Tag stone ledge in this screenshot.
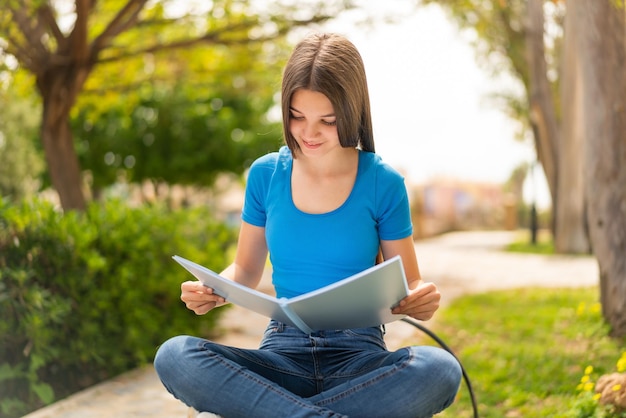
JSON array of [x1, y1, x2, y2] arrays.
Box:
[[21, 366, 188, 418]]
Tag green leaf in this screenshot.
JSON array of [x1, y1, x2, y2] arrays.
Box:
[[32, 382, 55, 404], [0, 363, 25, 381]]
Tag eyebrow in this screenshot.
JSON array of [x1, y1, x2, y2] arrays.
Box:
[[289, 106, 336, 118]]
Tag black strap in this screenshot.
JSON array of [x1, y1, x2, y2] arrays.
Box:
[[401, 317, 479, 418]]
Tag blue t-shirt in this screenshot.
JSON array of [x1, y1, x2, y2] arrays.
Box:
[[242, 146, 412, 299]]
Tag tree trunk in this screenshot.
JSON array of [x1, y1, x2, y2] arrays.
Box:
[[555, 0, 590, 254], [37, 66, 91, 212], [574, 0, 626, 337], [40, 105, 86, 211], [525, 0, 559, 231]]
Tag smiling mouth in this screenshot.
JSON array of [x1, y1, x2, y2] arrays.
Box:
[[303, 140, 321, 148]]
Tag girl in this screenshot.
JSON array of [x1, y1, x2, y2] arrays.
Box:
[[155, 32, 462, 418]]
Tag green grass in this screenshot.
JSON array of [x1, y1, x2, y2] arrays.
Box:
[[416, 287, 626, 418], [506, 229, 555, 254]]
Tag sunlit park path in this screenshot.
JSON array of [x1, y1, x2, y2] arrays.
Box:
[[23, 230, 598, 418]]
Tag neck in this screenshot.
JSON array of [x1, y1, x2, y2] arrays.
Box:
[[295, 147, 358, 178]]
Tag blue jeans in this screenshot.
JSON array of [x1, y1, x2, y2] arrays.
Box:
[[154, 320, 461, 418]]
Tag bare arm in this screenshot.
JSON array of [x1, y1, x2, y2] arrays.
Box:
[[181, 221, 268, 315], [220, 222, 268, 287], [381, 236, 441, 321]]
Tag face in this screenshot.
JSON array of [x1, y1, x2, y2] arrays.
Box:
[[289, 89, 340, 156]]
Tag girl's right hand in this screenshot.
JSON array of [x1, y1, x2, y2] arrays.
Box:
[[181, 281, 226, 315]]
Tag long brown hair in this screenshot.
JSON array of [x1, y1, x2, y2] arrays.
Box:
[[281, 33, 375, 155]]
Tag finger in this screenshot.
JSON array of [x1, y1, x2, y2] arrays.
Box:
[[413, 281, 439, 297], [392, 294, 440, 316], [392, 303, 438, 317], [186, 301, 217, 315], [393, 288, 440, 309], [411, 310, 436, 321], [396, 301, 438, 318], [181, 291, 224, 305], [181, 280, 210, 293]]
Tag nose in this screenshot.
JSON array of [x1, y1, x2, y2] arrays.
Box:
[[301, 122, 319, 140]]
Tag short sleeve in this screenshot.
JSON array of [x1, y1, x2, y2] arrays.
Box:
[[375, 163, 413, 240], [241, 153, 277, 227]]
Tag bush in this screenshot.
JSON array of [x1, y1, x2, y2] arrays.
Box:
[[0, 198, 237, 417]]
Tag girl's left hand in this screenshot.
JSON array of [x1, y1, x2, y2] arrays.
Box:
[[391, 281, 441, 321]]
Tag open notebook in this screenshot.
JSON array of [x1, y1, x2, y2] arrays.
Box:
[[172, 255, 409, 334]]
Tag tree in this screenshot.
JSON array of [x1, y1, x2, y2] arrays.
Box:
[[430, 0, 626, 336], [0, 0, 349, 211], [525, 0, 559, 235], [70, 36, 287, 197], [73, 78, 283, 197], [556, 0, 588, 254], [569, 0, 626, 337], [424, 0, 591, 253], [0, 83, 44, 200]]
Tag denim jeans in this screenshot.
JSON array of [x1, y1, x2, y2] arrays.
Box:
[[154, 320, 461, 418]]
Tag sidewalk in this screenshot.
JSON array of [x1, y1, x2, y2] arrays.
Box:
[[22, 231, 599, 418]]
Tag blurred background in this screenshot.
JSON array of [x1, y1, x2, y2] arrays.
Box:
[[0, 0, 554, 238], [2, 1, 625, 417]]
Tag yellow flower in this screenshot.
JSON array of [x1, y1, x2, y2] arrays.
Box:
[[584, 382, 595, 392], [581, 375, 590, 384], [593, 393, 601, 401], [577, 302, 586, 316], [617, 353, 626, 372], [585, 365, 594, 375], [613, 384, 622, 392]]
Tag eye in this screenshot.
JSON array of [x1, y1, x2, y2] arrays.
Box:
[[289, 113, 304, 121], [322, 119, 337, 126]]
